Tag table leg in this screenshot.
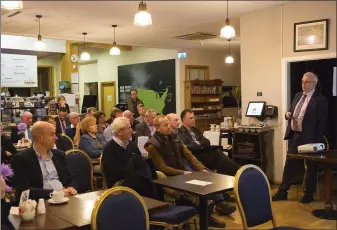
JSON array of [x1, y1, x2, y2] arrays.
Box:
[[199, 197, 208, 230], [312, 163, 337, 220]]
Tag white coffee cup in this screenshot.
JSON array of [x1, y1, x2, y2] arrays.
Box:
[[50, 190, 64, 202]]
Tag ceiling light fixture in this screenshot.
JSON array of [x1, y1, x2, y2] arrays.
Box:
[[35, 15, 45, 51], [134, 1, 152, 26], [110, 25, 121, 56], [225, 40, 234, 64], [220, 0, 235, 40], [80, 32, 91, 61], [1, 1, 23, 10]]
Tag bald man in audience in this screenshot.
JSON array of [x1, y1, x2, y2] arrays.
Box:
[[123, 110, 139, 130], [11, 111, 33, 143], [166, 113, 180, 136], [135, 109, 157, 138], [65, 112, 82, 145], [11, 121, 77, 201]]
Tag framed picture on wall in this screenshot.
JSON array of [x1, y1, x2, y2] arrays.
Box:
[[294, 19, 329, 52]]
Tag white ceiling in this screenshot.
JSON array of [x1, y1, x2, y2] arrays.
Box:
[[1, 1, 288, 51]]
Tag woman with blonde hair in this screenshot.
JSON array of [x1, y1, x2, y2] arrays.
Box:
[[78, 117, 106, 158]]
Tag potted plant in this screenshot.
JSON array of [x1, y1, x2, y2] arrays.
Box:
[[59, 81, 71, 94]]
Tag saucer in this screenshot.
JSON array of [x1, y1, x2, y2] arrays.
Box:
[[48, 197, 69, 204]]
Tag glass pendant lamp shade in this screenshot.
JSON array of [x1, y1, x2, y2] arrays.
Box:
[[80, 52, 91, 61], [34, 16, 45, 51], [110, 42, 121, 56], [1, 1, 23, 10], [134, 1, 152, 26], [110, 25, 121, 56], [80, 32, 91, 61], [225, 55, 234, 64], [220, 19, 236, 39], [220, 0, 235, 39]]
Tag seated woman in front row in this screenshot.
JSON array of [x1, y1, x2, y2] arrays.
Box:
[[79, 117, 106, 158]]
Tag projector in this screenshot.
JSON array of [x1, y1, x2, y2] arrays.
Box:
[[297, 143, 325, 153]]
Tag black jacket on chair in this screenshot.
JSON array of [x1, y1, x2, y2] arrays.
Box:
[[11, 147, 76, 202], [1, 135, 17, 164], [102, 138, 141, 188], [178, 126, 210, 154], [284, 90, 328, 144], [55, 117, 71, 134]]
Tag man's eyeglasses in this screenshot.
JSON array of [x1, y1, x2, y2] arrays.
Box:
[[301, 81, 314, 84]]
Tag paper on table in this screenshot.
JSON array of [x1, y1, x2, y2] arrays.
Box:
[[75, 193, 99, 201], [137, 136, 149, 157], [185, 179, 213, 186]]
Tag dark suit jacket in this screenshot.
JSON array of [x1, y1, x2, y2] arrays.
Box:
[[11, 148, 76, 202], [135, 121, 152, 139], [178, 126, 210, 154], [284, 90, 328, 144], [102, 138, 141, 188], [127, 98, 143, 118], [10, 126, 21, 144], [1, 135, 17, 163], [56, 103, 70, 114], [55, 117, 71, 134]]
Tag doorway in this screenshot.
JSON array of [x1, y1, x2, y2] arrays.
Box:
[[281, 52, 337, 165], [100, 81, 116, 117]]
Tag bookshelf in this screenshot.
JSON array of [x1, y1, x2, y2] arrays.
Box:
[[184, 79, 223, 132]]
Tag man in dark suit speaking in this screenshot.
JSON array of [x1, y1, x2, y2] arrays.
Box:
[[273, 72, 328, 203]]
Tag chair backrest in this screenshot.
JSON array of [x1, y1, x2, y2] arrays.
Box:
[[100, 154, 108, 189], [60, 134, 74, 151], [234, 164, 276, 229], [91, 186, 150, 230], [65, 149, 93, 193]]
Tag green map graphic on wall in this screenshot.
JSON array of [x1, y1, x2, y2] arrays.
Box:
[[118, 59, 176, 114], [137, 88, 168, 114]]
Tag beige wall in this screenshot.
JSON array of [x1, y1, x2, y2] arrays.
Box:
[[37, 56, 62, 96], [240, 1, 336, 182], [179, 49, 241, 111], [282, 1, 336, 58]]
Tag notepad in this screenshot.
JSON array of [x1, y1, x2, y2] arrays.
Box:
[[185, 179, 213, 186]]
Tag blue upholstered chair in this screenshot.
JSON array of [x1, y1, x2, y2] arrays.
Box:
[[91, 186, 150, 230], [60, 133, 74, 151], [65, 149, 93, 193], [142, 158, 198, 229], [234, 164, 303, 230]]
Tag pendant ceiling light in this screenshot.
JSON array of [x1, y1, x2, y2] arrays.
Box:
[[80, 33, 91, 61], [35, 15, 45, 51], [220, 0, 235, 40], [110, 25, 121, 56], [225, 40, 234, 64], [134, 1, 152, 26], [1, 1, 23, 10]]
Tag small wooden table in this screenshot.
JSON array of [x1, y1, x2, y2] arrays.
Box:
[[153, 171, 234, 230], [287, 150, 337, 220], [48, 190, 169, 228]]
